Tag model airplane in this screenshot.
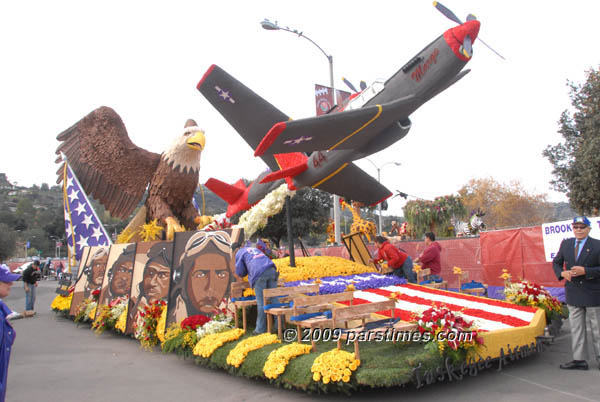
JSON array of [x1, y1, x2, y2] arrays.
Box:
[[199, 4, 481, 218]]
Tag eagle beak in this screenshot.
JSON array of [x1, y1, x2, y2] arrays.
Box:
[[187, 130, 206, 151]]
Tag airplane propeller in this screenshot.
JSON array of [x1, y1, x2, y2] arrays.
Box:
[[342, 77, 359, 93], [342, 77, 368, 94], [433, 1, 505, 60]]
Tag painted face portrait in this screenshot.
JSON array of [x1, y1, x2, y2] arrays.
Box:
[[174, 230, 235, 317], [186, 251, 230, 314], [143, 261, 171, 303], [90, 255, 108, 289], [110, 260, 134, 297]]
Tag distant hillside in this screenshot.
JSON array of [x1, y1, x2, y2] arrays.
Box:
[[194, 184, 228, 215], [550, 202, 576, 221]]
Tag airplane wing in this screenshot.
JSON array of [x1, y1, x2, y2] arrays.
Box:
[[196, 64, 288, 171], [313, 162, 392, 206], [254, 94, 418, 157]]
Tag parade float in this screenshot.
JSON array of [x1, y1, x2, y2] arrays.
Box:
[[49, 2, 552, 394]]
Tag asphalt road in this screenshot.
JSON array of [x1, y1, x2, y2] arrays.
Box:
[[3, 281, 600, 402]]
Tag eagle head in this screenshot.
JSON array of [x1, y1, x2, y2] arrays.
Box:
[[162, 119, 206, 173]]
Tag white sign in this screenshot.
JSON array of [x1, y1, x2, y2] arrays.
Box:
[[541, 217, 600, 262]]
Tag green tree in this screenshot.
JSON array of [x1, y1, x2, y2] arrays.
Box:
[[543, 67, 600, 214], [256, 188, 332, 248], [0, 223, 16, 261], [403, 195, 465, 238]]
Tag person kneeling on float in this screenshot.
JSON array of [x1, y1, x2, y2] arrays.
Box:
[[372, 235, 417, 283], [231, 242, 279, 334]]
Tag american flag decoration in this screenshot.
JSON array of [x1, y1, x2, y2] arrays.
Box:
[[62, 161, 112, 271]]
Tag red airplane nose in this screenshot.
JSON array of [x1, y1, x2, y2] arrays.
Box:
[[443, 20, 481, 61]]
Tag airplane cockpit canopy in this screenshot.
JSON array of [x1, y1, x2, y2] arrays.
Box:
[[345, 80, 385, 111]]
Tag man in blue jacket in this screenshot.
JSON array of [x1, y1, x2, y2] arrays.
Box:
[[552, 216, 600, 370], [231, 242, 279, 334]]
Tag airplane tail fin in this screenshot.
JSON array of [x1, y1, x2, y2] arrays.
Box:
[[259, 152, 308, 187], [205, 178, 248, 217]]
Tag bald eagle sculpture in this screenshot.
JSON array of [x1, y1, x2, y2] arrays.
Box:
[[56, 106, 206, 240]]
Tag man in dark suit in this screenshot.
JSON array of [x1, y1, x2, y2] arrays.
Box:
[[552, 216, 600, 370]]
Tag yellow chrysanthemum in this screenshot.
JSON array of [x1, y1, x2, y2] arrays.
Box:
[[156, 305, 167, 343], [140, 219, 164, 242], [193, 328, 245, 359], [116, 228, 136, 244], [115, 308, 128, 333], [263, 343, 312, 379], [311, 349, 360, 384], [273, 256, 377, 282], [88, 306, 97, 321], [51, 294, 73, 311], [227, 333, 280, 368]]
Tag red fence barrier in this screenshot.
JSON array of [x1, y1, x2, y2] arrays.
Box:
[[305, 226, 561, 290]]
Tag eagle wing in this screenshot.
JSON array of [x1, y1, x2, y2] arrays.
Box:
[[56, 106, 161, 219]]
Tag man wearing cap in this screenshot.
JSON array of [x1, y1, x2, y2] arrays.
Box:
[[0, 264, 21, 401], [231, 242, 279, 334], [552, 216, 600, 370], [22, 260, 41, 313]]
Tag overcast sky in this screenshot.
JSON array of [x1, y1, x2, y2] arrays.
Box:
[[1, 0, 599, 217]]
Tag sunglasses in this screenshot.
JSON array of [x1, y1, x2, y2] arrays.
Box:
[[573, 225, 588, 230]]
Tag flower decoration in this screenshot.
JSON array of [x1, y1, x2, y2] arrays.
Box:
[[193, 328, 245, 359], [263, 343, 312, 379], [284, 272, 405, 295], [115, 309, 128, 333], [273, 256, 378, 283], [414, 306, 484, 362], [92, 296, 129, 335], [51, 293, 73, 313], [235, 183, 295, 238], [226, 333, 280, 368], [140, 219, 164, 242], [74, 298, 97, 324], [116, 227, 136, 244], [242, 288, 256, 297], [499, 269, 512, 282], [181, 314, 211, 331], [135, 300, 167, 350], [453, 266, 463, 275], [195, 315, 234, 339], [504, 280, 567, 322], [311, 349, 360, 384], [413, 264, 422, 274], [91, 289, 101, 301]]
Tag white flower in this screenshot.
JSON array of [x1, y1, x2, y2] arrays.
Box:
[[234, 184, 295, 238]]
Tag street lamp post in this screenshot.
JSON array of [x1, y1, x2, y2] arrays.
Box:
[[261, 18, 342, 244], [364, 159, 401, 235]]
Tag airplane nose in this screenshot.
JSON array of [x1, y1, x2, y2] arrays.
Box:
[[443, 20, 480, 61], [451, 20, 480, 43]]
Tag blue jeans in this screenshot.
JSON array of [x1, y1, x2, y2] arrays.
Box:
[[390, 256, 417, 283], [402, 256, 417, 283], [254, 267, 279, 334], [25, 283, 36, 310]]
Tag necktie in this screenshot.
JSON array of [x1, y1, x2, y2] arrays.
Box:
[[575, 240, 582, 261]]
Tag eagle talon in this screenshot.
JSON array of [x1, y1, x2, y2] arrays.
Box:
[[165, 216, 184, 240]]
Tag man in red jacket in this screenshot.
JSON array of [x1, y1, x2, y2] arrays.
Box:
[[415, 232, 443, 281], [372, 236, 417, 283]]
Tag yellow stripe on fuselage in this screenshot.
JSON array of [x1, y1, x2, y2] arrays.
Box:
[[312, 163, 349, 188], [328, 105, 383, 151]]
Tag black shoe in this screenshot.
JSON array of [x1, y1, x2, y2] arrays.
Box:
[[559, 360, 588, 370]]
